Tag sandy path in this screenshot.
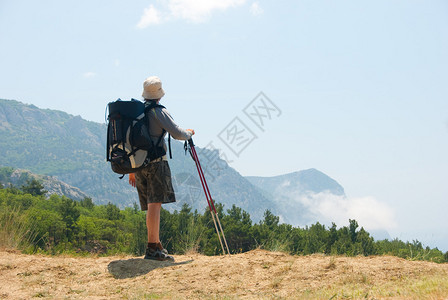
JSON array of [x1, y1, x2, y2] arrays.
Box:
[[1, 249, 447, 299]]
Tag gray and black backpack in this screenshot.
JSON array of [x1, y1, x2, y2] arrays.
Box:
[[106, 99, 166, 176]]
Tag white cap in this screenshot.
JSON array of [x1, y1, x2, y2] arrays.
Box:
[[142, 76, 165, 100]]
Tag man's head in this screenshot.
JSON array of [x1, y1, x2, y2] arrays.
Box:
[[142, 76, 165, 100]]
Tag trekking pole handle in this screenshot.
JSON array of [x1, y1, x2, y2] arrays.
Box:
[[188, 138, 195, 147]]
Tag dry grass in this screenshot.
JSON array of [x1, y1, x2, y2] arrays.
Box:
[[0, 206, 38, 250], [178, 217, 204, 255], [0, 249, 447, 299]]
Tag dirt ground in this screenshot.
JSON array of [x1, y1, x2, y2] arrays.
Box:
[[1, 248, 448, 299]]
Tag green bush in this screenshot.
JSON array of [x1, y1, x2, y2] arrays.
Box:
[[0, 187, 446, 263]]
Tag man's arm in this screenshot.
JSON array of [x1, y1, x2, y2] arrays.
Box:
[[154, 108, 194, 140]]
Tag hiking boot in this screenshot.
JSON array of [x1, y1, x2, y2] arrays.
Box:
[[156, 242, 168, 255], [144, 246, 174, 262], [146, 242, 168, 255]]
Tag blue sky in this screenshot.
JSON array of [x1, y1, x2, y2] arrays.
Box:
[[1, 1, 447, 250]]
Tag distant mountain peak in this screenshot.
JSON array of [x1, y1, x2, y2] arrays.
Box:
[[246, 169, 345, 196]]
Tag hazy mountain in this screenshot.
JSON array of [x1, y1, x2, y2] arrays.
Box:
[[246, 169, 345, 197], [0, 99, 274, 220], [246, 169, 346, 225], [0, 98, 119, 204], [0, 98, 348, 223]]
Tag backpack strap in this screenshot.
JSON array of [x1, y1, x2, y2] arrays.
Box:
[[168, 134, 172, 159], [144, 101, 173, 160], [106, 120, 111, 162]]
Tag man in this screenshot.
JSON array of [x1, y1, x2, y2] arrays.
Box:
[[129, 76, 194, 261]]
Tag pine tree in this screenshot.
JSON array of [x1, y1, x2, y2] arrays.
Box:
[[21, 179, 47, 196]]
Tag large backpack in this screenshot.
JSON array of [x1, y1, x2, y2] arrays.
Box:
[[106, 98, 166, 175]]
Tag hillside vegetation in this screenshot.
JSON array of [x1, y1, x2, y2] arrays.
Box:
[[1, 183, 446, 263], [2, 180, 448, 299]]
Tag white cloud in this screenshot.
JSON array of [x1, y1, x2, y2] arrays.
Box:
[[136, 4, 162, 29], [298, 192, 397, 231], [83, 72, 97, 78], [249, 2, 263, 16], [114, 59, 120, 67], [136, 0, 247, 28], [168, 0, 246, 23]]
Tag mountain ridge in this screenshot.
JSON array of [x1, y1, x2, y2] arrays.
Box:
[[246, 168, 345, 196], [0, 98, 345, 223], [0, 166, 89, 201]]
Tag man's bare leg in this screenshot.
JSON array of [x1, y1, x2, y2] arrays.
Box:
[[147, 203, 161, 243]]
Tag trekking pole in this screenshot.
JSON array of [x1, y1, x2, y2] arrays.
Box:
[[186, 138, 230, 256]]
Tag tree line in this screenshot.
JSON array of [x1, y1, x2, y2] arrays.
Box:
[[1, 179, 447, 263]]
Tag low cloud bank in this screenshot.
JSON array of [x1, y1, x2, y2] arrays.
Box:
[[289, 192, 397, 232]]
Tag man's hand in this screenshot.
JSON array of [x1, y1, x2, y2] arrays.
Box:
[[187, 129, 195, 135], [129, 173, 136, 188]]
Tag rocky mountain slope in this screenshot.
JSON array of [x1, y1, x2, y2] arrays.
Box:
[[0, 99, 111, 202], [0, 99, 345, 223], [0, 166, 89, 201], [0, 99, 274, 220]]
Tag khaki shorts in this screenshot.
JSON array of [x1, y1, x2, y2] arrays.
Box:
[[135, 161, 176, 210]]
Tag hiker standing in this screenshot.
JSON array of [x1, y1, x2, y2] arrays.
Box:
[[128, 76, 194, 261]]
